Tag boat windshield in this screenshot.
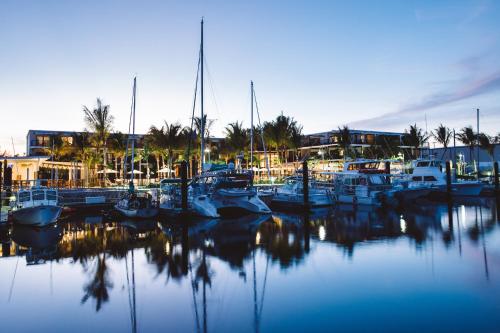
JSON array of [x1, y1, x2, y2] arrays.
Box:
[[19, 191, 31, 202], [46, 190, 57, 201], [32, 190, 45, 201], [369, 175, 388, 185]]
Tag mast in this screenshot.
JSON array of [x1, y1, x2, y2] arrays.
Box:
[[476, 108, 480, 180], [129, 77, 137, 193], [250, 81, 254, 168], [200, 18, 205, 171]]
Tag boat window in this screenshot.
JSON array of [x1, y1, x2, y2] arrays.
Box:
[[369, 175, 385, 185], [32, 190, 45, 201], [412, 176, 423, 182], [416, 161, 429, 167], [19, 192, 31, 202], [423, 176, 437, 181], [46, 190, 57, 200]]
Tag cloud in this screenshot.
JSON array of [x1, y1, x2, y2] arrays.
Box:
[[349, 69, 500, 130]]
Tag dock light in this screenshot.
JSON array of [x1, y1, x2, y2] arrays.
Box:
[[255, 231, 261, 245], [318, 150, 325, 157], [399, 215, 407, 233], [318, 225, 326, 241]]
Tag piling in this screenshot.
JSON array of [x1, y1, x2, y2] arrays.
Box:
[[303, 213, 310, 253], [445, 160, 452, 198], [181, 160, 188, 212], [4, 164, 12, 197], [385, 161, 391, 175], [302, 159, 309, 210], [494, 161, 499, 194]]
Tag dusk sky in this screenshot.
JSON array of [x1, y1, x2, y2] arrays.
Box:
[[1, 0, 499, 154]]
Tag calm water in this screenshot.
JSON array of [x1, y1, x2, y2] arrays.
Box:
[[1, 199, 500, 333]]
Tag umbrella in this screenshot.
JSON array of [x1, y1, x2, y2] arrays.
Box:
[[97, 168, 119, 174], [127, 169, 143, 175], [158, 167, 175, 173]]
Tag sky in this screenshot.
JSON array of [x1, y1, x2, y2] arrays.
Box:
[[1, 0, 499, 154]]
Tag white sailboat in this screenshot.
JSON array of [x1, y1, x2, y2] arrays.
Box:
[[115, 77, 159, 219]]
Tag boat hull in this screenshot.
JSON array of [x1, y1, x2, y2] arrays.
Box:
[[115, 205, 159, 219], [12, 205, 62, 227], [271, 192, 332, 210]]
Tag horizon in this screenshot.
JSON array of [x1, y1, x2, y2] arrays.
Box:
[[1, 0, 499, 155]]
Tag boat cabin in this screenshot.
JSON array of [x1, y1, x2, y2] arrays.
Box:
[[14, 187, 59, 209]]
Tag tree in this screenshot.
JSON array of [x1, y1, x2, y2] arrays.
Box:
[[338, 126, 351, 160], [263, 112, 301, 164], [224, 122, 249, 161], [457, 126, 476, 163], [83, 98, 113, 183], [194, 115, 215, 146], [163, 122, 184, 177], [109, 132, 127, 179], [478, 133, 495, 161], [432, 124, 451, 159], [146, 125, 167, 175], [404, 124, 429, 159]]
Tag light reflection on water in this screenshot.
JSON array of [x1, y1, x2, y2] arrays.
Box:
[[1, 198, 500, 333]]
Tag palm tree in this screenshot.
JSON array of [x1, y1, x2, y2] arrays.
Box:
[[478, 133, 495, 161], [224, 122, 249, 164], [404, 124, 429, 159], [109, 132, 127, 179], [163, 122, 184, 177], [432, 124, 451, 159], [263, 112, 300, 164], [338, 126, 351, 160], [457, 126, 476, 163], [83, 98, 113, 184], [194, 115, 215, 146], [146, 125, 167, 175]]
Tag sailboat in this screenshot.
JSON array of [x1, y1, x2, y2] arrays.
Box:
[[115, 77, 159, 219], [175, 19, 271, 218]]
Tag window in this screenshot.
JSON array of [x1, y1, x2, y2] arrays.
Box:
[[423, 176, 437, 182], [19, 192, 31, 202], [61, 136, 73, 145], [46, 191, 57, 201], [36, 135, 50, 146], [416, 161, 430, 167], [32, 190, 45, 201], [369, 175, 385, 185], [412, 176, 423, 182]]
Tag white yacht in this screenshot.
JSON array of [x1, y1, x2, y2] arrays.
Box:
[[271, 175, 333, 209], [188, 165, 271, 218], [11, 186, 63, 226], [408, 159, 483, 196]]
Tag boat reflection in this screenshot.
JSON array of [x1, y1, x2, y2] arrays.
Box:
[[0, 197, 496, 323]]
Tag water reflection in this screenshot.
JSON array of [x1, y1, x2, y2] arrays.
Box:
[[0, 198, 499, 332]]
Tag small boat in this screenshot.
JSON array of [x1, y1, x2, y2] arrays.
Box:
[[271, 175, 333, 209], [11, 186, 63, 226], [408, 159, 484, 196], [114, 77, 159, 219]]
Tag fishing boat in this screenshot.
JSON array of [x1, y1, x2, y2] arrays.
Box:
[[408, 159, 483, 196], [11, 186, 63, 226], [114, 77, 159, 219], [271, 174, 333, 209]]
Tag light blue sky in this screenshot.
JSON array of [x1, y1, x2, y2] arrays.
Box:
[[1, 0, 499, 154]]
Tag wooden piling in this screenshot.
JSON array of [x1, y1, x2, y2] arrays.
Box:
[[181, 160, 188, 212], [445, 160, 452, 198], [494, 161, 499, 194], [385, 161, 391, 175], [302, 159, 309, 210]]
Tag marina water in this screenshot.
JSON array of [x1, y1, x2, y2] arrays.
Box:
[[1, 198, 499, 333]]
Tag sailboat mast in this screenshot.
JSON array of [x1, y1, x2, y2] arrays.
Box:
[[200, 18, 205, 171], [250, 81, 254, 169], [129, 77, 137, 192]]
